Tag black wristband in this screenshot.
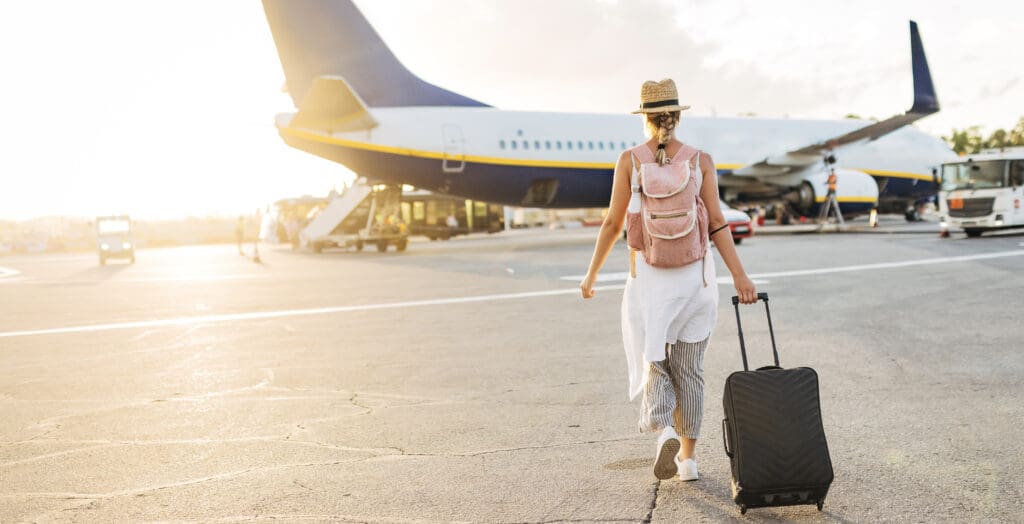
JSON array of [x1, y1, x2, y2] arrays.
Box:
[[709, 224, 730, 237]]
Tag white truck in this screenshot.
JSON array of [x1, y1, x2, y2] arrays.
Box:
[[96, 215, 136, 264], [938, 152, 1024, 237]]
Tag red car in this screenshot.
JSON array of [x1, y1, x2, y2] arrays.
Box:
[[721, 202, 753, 245]]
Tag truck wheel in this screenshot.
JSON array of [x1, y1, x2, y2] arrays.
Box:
[[312, 242, 323, 253], [355, 239, 364, 251], [396, 239, 408, 252], [376, 240, 388, 252], [965, 229, 983, 238]]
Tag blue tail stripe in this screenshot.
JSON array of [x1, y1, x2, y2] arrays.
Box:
[[263, 0, 489, 109]]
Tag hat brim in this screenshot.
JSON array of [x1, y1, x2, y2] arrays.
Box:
[[631, 104, 691, 114]]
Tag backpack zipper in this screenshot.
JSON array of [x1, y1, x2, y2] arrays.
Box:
[[650, 210, 689, 220]]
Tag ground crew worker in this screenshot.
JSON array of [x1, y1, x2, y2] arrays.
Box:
[[235, 216, 245, 255]]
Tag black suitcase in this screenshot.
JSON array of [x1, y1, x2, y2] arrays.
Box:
[[722, 293, 833, 515]]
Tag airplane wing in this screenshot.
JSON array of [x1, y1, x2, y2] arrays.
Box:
[[730, 21, 938, 178]]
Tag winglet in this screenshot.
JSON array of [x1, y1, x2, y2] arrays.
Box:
[[908, 20, 939, 114]]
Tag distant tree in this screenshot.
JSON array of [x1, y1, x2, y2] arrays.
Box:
[[944, 126, 984, 155], [844, 113, 861, 119], [1010, 117, 1024, 145], [944, 116, 1024, 154], [985, 128, 1009, 150]]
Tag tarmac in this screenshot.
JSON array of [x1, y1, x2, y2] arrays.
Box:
[[1, 222, 1023, 522]]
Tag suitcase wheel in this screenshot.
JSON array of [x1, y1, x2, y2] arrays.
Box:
[[817, 500, 824, 511]]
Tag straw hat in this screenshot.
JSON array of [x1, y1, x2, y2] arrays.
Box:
[[631, 79, 691, 114]]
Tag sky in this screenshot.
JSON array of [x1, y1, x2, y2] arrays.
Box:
[[1, 0, 1021, 221]]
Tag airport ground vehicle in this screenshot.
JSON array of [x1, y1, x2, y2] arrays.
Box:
[[721, 201, 754, 245], [96, 215, 135, 264], [937, 152, 1024, 237], [401, 190, 504, 240], [304, 183, 409, 253], [293, 182, 505, 252]]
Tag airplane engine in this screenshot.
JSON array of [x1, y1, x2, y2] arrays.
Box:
[[789, 168, 879, 217]]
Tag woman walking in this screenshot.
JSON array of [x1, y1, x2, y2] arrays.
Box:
[[581, 79, 757, 481]]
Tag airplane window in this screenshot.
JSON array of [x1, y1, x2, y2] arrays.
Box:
[[523, 140, 529, 150], [609, 141, 616, 150], [545, 140, 551, 150], [588, 141, 594, 150], [556, 141, 563, 150], [499, 140, 506, 149], [620, 141, 627, 149], [631, 142, 637, 147], [534, 140, 540, 149], [567, 141, 573, 150], [577, 141, 584, 150], [511, 141, 517, 150], [598, 142, 604, 150]]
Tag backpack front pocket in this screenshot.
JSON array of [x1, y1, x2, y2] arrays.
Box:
[[643, 207, 697, 240], [626, 211, 646, 250]]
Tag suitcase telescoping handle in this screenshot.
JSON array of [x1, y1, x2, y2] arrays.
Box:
[[731, 292, 780, 371]]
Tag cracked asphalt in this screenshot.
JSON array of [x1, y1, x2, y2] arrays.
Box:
[[1, 227, 1023, 522]]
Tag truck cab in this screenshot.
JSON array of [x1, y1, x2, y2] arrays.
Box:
[[96, 215, 135, 264], [938, 153, 1024, 237]]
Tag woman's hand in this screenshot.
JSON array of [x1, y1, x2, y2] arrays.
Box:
[[734, 274, 757, 304], [580, 273, 597, 299]]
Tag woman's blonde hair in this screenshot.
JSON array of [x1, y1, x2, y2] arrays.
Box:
[[644, 111, 681, 165]]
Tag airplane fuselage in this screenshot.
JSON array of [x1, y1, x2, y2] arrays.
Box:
[[277, 107, 957, 212]]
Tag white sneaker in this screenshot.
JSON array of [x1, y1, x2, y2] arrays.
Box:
[[654, 427, 681, 480], [676, 456, 699, 481]]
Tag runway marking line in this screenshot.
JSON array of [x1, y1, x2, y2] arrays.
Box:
[[2, 249, 1023, 340], [0, 266, 21, 279], [0, 286, 626, 339]]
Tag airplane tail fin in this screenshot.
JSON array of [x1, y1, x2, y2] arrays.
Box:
[[262, 0, 489, 109], [908, 20, 938, 114]]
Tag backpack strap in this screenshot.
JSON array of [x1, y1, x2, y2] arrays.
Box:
[[692, 151, 703, 189], [629, 151, 641, 194]]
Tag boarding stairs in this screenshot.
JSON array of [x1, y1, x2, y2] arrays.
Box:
[[300, 178, 373, 245]]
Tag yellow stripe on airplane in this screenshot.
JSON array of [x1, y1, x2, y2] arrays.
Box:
[[282, 126, 932, 182]]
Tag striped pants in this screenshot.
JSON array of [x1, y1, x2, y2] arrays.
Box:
[[638, 338, 709, 439]]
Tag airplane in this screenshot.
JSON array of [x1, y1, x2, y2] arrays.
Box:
[[262, 0, 957, 220]]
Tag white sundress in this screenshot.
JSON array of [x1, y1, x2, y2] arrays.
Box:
[[621, 151, 720, 401]]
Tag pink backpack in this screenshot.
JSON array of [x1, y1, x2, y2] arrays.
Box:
[[625, 144, 709, 270]]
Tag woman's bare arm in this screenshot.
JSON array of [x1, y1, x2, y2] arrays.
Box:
[[699, 152, 757, 304], [580, 151, 633, 298]]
